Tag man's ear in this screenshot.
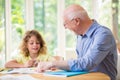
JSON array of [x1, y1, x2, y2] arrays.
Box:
[[75, 18, 80, 25]]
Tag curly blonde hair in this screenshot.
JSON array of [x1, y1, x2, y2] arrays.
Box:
[[19, 30, 47, 57]]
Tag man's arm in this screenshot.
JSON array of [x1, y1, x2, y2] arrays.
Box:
[[36, 60, 70, 72]]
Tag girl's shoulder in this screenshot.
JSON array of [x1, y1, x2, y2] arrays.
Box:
[[12, 52, 29, 60]]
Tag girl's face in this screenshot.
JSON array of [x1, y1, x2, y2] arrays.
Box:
[[27, 35, 40, 54]]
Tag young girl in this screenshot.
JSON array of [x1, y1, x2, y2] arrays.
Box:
[[5, 30, 55, 68]]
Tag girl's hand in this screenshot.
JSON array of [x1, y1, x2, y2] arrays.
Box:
[[24, 59, 36, 67]]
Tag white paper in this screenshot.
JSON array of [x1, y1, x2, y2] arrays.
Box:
[[0, 75, 39, 80], [0, 68, 38, 74]]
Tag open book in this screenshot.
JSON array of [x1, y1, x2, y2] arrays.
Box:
[[0, 68, 38, 74], [0, 75, 37, 80], [44, 70, 88, 77]]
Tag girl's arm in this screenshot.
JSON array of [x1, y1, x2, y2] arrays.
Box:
[[5, 60, 25, 68]]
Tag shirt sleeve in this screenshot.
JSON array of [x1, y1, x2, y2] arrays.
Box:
[[68, 28, 115, 71], [11, 53, 24, 64]]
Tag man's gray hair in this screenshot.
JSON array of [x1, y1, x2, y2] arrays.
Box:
[[67, 10, 89, 21]]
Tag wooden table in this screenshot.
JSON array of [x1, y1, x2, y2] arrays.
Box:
[[0, 72, 110, 80]]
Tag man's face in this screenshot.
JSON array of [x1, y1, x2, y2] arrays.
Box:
[[63, 17, 80, 34], [64, 17, 75, 30]]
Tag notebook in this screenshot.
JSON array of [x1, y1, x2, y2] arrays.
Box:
[[44, 70, 88, 77]]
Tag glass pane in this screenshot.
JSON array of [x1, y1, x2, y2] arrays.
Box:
[[0, 0, 5, 67], [97, 0, 111, 28], [11, 0, 25, 52], [34, 0, 57, 55], [119, 0, 120, 36]]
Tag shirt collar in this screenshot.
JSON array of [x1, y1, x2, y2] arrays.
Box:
[[84, 20, 99, 38]]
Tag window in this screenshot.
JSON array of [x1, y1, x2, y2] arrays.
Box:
[[34, 0, 57, 55], [11, 0, 25, 52], [0, 0, 5, 67], [0, 0, 119, 67]]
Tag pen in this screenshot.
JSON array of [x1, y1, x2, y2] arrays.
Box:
[[7, 69, 13, 72], [0, 69, 4, 72]]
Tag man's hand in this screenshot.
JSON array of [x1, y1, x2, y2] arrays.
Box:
[[36, 62, 54, 72]]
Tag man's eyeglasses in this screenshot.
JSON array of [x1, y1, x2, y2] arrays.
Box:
[[63, 18, 76, 27]]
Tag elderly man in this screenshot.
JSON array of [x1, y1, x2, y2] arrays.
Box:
[[37, 4, 118, 80]]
